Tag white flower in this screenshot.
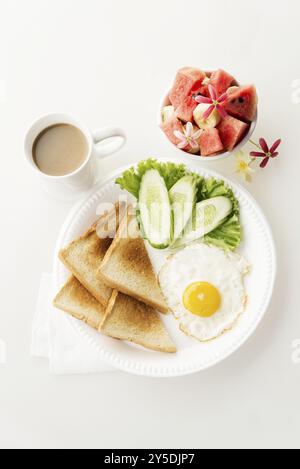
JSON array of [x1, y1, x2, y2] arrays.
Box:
[[235, 151, 255, 183], [174, 122, 203, 151]]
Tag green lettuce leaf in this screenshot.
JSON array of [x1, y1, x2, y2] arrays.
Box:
[[204, 214, 242, 251], [198, 177, 240, 215], [198, 177, 241, 251], [115, 159, 188, 198], [116, 159, 241, 251]]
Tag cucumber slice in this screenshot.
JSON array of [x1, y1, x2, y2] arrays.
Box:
[[169, 176, 197, 242], [174, 196, 233, 248], [139, 169, 172, 249]]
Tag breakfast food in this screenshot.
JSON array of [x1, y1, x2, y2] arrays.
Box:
[[59, 203, 124, 307], [193, 103, 221, 130], [160, 114, 184, 146], [173, 196, 233, 248], [54, 277, 176, 353], [33, 124, 88, 177], [160, 67, 258, 157], [223, 85, 258, 122], [54, 160, 250, 351], [54, 276, 107, 330], [169, 175, 197, 241], [218, 116, 250, 152], [54, 205, 176, 353], [59, 229, 113, 307], [99, 211, 169, 313], [102, 291, 176, 353], [159, 244, 250, 342], [209, 69, 236, 96], [199, 128, 224, 156], [169, 67, 206, 110], [139, 169, 172, 249], [116, 159, 241, 251]]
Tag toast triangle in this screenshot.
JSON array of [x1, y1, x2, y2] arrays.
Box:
[[98, 211, 169, 314], [59, 203, 125, 307], [53, 276, 107, 330], [54, 277, 176, 354], [101, 291, 176, 353]]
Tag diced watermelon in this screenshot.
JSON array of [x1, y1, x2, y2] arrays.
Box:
[[175, 95, 198, 122], [197, 84, 210, 97], [160, 115, 183, 146], [218, 117, 249, 151], [200, 128, 224, 156], [224, 85, 258, 122], [169, 67, 206, 109], [210, 69, 236, 97]]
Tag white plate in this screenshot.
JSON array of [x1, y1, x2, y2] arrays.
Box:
[[53, 158, 277, 377]]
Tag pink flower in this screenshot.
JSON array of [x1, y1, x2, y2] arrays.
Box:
[[250, 138, 281, 168], [194, 85, 228, 120], [174, 122, 202, 151]]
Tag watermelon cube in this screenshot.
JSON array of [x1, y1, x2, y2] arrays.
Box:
[[197, 84, 210, 97], [175, 95, 198, 122], [210, 69, 236, 97], [160, 115, 184, 146], [200, 128, 224, 156], [224, 85, 258, 122], [169, 67, 206, 109], [218, 117, 249, 151]]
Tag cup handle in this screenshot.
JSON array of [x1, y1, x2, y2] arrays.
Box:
[[92, 126, 126, 158]]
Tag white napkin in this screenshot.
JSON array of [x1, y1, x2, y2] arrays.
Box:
[[31, 274, 115, 374]]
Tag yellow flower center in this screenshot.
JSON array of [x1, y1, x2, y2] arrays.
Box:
[[238, 161, 249, 171]]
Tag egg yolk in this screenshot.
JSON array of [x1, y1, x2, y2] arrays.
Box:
[[183, 282, 221, 318]]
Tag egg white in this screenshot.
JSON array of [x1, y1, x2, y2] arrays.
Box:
[[159, 243, 250, 342]]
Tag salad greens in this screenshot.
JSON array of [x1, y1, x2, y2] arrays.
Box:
[[116, 159, 242, 251], [116, 159, 188, 198]]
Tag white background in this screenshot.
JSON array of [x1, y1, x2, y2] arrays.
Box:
[[0, 0, 299, 449]]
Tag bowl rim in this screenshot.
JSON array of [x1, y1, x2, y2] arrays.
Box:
[[158, 84, 258, 163]]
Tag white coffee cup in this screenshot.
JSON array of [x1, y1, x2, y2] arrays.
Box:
[[24, 113, 126, 198]]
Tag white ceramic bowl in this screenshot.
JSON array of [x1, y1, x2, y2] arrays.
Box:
[[158, 88, 257, 163]]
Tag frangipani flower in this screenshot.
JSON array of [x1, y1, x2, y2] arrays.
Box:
[[250, 138, 281, 168], [235, 151, 255, 183], [174, 122, 202, 151], [194, 84, 228, 120]]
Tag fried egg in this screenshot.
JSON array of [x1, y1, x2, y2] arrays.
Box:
[[159, 244, 250, 342]]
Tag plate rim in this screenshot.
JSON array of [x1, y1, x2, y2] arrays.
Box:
[[53, 158, 277, 378]]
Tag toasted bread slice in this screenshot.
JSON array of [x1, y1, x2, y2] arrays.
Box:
[[98, 212, 169, 314], [59, 203, 124, 307], [54, 277, 176, 354], [53, 276, 107, 330], [101, 291, 176, 353]]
